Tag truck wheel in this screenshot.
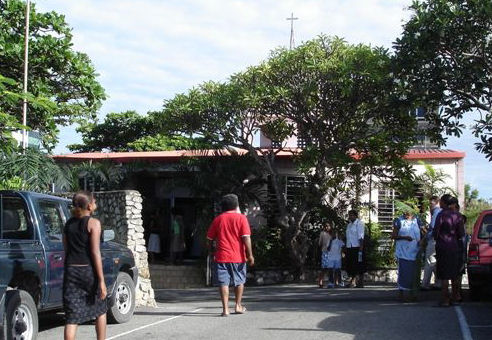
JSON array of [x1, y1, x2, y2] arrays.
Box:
[[4, 290, 38, 340], [108, 272, 136, 324]]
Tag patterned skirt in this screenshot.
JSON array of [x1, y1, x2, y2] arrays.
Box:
[[63, 265, 108, 324]]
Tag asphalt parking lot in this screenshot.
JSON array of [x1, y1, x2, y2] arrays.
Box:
[[37, 284, 492, 340]]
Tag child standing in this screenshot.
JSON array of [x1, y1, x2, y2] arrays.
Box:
[[326, 230, 345, 288]]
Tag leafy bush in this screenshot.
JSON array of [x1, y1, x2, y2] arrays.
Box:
[[252, 225, 290, 268], [365, 222, 396, 269]]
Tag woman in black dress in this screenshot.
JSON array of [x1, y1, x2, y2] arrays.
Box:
[[63, 191, 107, 340]]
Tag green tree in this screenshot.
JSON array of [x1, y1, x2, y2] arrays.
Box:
[[0, 0, 106, 150], [416, 162, 454, 203], [0, 147, 68, 191], [394, 0, 492, 159], [128, 135, 212, 151], [0, 74, 24, 153], [463, 184, 492, 232], [157, 36, 418, 274], [69, 110, 211, 152], [464, 183, 479, 209], [68, 111, 156, 152]]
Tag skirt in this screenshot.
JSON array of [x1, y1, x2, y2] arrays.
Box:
[[346, 247, 365, 276], [436, 248, 462, 280], [63, 266, 108, 324], [397, 258, 417, 291]]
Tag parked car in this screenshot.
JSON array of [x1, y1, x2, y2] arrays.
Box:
[[467, 209, 492, 301], [0, 190, 138, 340]]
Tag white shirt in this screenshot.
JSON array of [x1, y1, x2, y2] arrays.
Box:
[[346, 218, 365, 248]]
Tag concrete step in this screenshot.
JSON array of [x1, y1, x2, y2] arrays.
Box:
[[149, 264, 206, 289]]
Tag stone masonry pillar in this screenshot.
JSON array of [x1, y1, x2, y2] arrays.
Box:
[[94, 190, 156, 307]]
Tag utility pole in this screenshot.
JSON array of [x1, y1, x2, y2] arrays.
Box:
[[22, 0, 31, 151], [286, 12, 298, 50]]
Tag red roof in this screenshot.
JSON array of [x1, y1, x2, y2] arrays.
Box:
[[404, 149, 465, 160], [53, 148, 465, 163]]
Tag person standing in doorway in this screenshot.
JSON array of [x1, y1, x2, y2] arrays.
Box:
[[421, 196, 442, 290], [170, 207, 185, 265], [207, 194, 254, 317], [345, 210, 365, 288], [63, 191, 107, 340], [147, 211, 161, 264]]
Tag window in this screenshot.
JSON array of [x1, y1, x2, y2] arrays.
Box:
[[1, 196, 33, 240], [271, 140, 282, 149], [38, 200, 66, 241], [415, 107, 426, 120], [297, 136, 308, 148], [478, 214, 492, 239]]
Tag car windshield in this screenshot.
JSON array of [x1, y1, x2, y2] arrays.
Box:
[[477, 214, 492, 239]]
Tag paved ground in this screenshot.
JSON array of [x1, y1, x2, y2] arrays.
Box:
[[38, 284, 492, 340]]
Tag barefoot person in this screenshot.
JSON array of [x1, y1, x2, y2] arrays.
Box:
[[63, 191, 107, 340], [207, 194, 254, 316]]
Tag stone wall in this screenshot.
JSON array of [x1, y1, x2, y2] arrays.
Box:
[[93, 190, 156, 307], [247, 268, 400, 286]]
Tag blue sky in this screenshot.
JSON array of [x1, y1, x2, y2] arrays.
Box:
[[34, 0, 492, 199]]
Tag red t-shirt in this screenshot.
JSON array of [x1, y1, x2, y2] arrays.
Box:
[[206, 211, 251, 263]]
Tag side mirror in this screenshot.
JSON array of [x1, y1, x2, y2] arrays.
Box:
[[103, 229, 115, 243]]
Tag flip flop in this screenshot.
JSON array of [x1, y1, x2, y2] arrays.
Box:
[[235, 306, 247, 314], [221, 312, 229, 317]]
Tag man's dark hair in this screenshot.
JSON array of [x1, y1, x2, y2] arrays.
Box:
[[220, 194, 239, 212], [430, 195, 439, 202], [348, 209, 358, 217], [440, 194, 453, 207]]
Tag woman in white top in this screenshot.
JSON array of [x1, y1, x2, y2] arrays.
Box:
[[391, 210, 421, 302], [345, 210, 365, 288]]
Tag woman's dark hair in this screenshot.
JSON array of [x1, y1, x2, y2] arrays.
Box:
[[440, 194, 453, 207], [220, 194, 239, 212], [72, 191, 94, 218]]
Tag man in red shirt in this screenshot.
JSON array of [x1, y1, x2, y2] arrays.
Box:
[[207, 194, 254, 317]]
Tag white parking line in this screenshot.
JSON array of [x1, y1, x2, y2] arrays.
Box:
[[106, 308, 203, 340], [454, 306, 473, 340]]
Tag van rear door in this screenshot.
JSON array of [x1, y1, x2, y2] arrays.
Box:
[[475, 212, 492, 265]]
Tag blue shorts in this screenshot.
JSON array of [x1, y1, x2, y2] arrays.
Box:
[[213, 262, 247, 287]]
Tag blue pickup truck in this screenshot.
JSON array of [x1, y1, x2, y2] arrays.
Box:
[[0, 191, 138, 340]]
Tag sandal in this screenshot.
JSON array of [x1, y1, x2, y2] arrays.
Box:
[[235, 306, 247, 314]]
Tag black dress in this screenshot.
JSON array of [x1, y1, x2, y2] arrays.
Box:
[[63, 216, 107, 324]]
